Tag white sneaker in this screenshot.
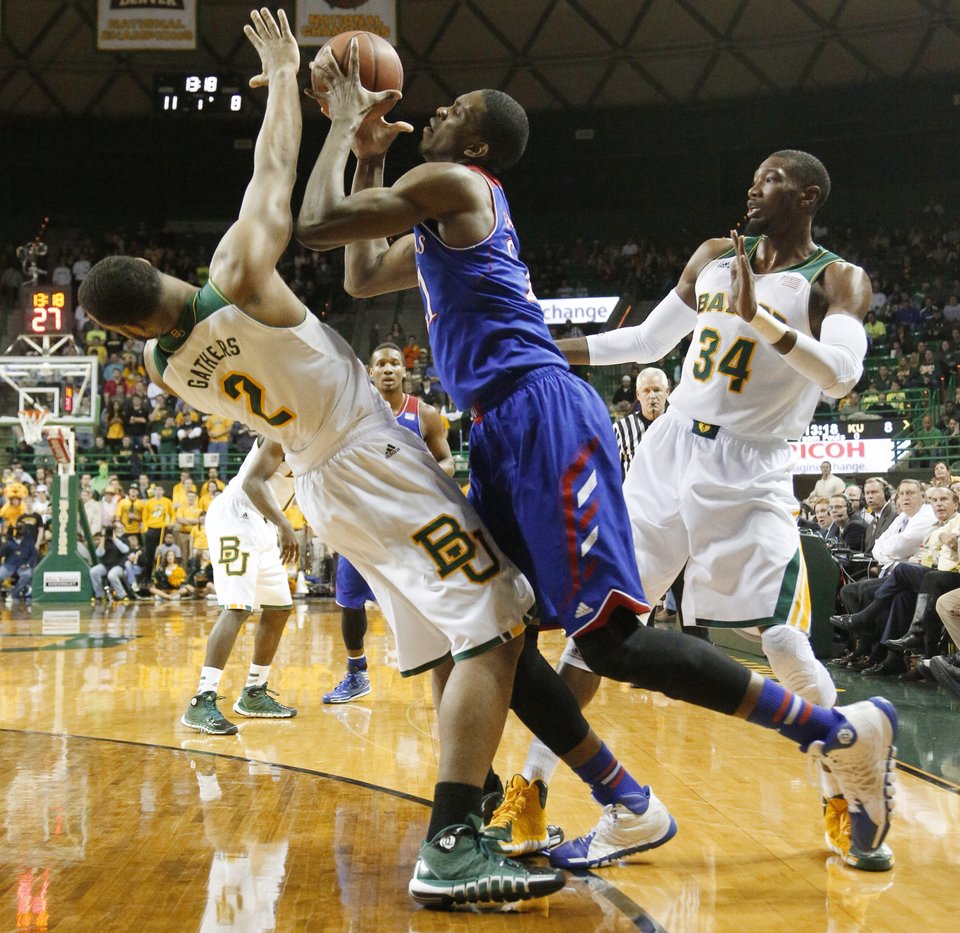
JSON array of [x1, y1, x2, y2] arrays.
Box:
[[808, 697, 897, 853], [546, 787, 677, 869]]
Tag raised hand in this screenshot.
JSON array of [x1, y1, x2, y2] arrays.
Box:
[[306, 37, 401, 125], [351, 113, 414, 160], [729, 229, 757, 323], [244, 7, 299, 89]]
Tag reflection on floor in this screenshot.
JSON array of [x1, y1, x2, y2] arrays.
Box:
[[1, 599, 957, 932]]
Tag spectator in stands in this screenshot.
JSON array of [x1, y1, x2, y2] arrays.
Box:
[[863, 310, 886, 345], [177, 410, 207, 455], [198, 479, 222, 512], [173, 489, 202, 559], [204, 467, 225, 492], [115, 436, 141, 483], [402, 334, 420, 369], [844, 484, 866, 520], [0, 493, 24, 534], [943, 294, 960, 324], [0, 524, 37, 602], [104, 400, 125, 451], [15, 496, 44, 550], [812, 498, 832, 537], [116, 485, 143, 540], [825, 494, 867, 552], [190, 512, 209, 556], [156, 530, 181, 564], [90, 522, 132, 603], [204, 414, 233, 477], [141, 484, 174, 579], [125, 395, 150, 449], [806, 460, 845, 504], [924, 589, 960, 696], [150, 414, 179, 479], [832, 479, 937, 669], [837, 486, 959, 677], [149, 549, 188, 601], [931, 461, 960, 488], [172, 470, 197, 508], [418, 376, 445, 411], [611, 374, 636, 413], [184, 548, 215, 600], [80, 487, 102, 537]]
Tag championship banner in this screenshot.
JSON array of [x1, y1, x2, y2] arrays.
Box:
[[539, 296, 620, 327], [96, 0, 197, 51], [295, 0, 398, 46]]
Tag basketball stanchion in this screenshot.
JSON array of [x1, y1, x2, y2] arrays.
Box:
[[16, 408, 93, 603]]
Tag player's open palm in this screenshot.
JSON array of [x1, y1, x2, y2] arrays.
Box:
[[245, 7, 300, 89], [351, 114, 414, 161], [729, 229, 758, 322]]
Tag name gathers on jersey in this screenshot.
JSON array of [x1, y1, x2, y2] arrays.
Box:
[[186, 338, 242, 389], [696, 291, 787, 324]]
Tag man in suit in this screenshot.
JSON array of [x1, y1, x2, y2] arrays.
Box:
[[862, 477, 896, 554], [825, 495, 867, 551]]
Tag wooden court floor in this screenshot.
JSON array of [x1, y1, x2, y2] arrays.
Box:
[[1, 598, 957, 932]]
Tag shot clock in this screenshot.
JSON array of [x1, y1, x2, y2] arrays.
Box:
[[21, 284, 73, 336], [154, 74, 245, 113]]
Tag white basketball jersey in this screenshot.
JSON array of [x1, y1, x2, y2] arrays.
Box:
[[222, 441, 297, 518], [153, 282, 390, 474], [668, 237, 842, 440]]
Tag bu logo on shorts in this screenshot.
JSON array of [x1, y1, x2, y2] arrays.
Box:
[[412, 516, 501, 583]]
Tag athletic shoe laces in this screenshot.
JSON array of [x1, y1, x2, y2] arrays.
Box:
[[487, 780, 526, 830]]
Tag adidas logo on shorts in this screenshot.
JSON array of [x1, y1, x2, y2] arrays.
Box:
[[575, 601, 594, 619], [384, 444, 400, 459]]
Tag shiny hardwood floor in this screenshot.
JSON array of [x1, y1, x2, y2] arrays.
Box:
[[1, 598, 957, 932]]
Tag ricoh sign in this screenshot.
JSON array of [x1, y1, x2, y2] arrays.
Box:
[[539, 296, 620, 326]]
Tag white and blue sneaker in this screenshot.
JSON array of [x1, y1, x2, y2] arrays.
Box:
[[808, 697, 897, 854], [322, 668, 371, 704], [545, 787, 676, 870]]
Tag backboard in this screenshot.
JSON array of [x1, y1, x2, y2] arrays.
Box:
[[0, 355, 99, 428]]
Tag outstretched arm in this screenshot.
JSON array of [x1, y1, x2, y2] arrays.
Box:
[[208, 9, 302, 313], [556, 239, 724, 365], [241, 440, 299, 565], [420, 403, 455, 476]]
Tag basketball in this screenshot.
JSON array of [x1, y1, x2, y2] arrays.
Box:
[[312, 31, 404, 121]]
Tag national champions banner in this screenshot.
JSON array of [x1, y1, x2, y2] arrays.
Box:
[[295, 0, 398, 46], [97, 0, 197, 50]]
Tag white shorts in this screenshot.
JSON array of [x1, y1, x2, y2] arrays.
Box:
[[623, 407, 810, 633], [295, 418, 533, 676], [205, 490, 292, 613]]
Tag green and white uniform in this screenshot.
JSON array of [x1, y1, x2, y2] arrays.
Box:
[[154, 282, 532, 674], [624, 239, 843, 631], [205, 444, 295, 613]]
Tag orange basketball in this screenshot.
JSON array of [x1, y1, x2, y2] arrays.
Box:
[[312, 30, 403, 121]]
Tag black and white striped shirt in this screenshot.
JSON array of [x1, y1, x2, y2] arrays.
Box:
[[613, 412, 651, 480]]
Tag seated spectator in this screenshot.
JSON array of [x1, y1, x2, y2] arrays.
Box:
[[184, 548, 215, 599], [924, 588, 960, 696], [611, 374, 636, 413], [931, 461, 960, 488], [825, 494, 867, 552], [149, 549, 189, 601], [843, 484, 866, 522], [90, 522, 132, 602], [0, 524, 38, 602], [863, 310, 887, 344], [812, 497, 832, 537], [418, 376, 445, 411], [832, 486, 959, 677], [156, 530, 181, 565], [402, 334, 420, 370]]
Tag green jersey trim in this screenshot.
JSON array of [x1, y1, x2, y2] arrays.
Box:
[[718, 237, 841, 282], [153, 280, 235, 374]]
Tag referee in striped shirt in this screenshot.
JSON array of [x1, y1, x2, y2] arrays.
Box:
[[613, 367, 670, 479]]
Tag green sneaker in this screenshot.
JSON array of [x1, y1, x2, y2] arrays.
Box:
[[181, 692, 238, 735], [233, 683, 297, 719], [408, 815, 566, 908]]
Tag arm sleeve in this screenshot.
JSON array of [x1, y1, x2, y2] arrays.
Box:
[[586, 289, 698, 366], [779, 314, 867, 399]]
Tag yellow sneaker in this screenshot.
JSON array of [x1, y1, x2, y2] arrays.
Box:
[[482, 775, 550, 856], [823, 796, 894, 871]]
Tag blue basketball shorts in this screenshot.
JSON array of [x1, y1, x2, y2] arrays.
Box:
[[335, 554, 376, 610], [468, 366, 649, 636]]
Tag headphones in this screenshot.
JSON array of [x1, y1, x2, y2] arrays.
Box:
[[834, 496, 855, 518], [866, 477, 893, 502]]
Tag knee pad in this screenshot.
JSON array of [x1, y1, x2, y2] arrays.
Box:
[[761, 624, 836, 707]]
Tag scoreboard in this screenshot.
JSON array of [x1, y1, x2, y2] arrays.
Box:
[[21, 284, 74, 336], [790, 418, 903, 474]]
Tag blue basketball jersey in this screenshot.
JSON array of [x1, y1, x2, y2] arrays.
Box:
[[412, 166, 567, 411]]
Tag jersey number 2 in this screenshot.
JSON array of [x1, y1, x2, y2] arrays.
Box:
[[691, 329, 756, 393], [222, 372, 295, 426]]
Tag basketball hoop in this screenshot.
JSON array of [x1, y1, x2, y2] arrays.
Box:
[[17, 407, 50, 447]]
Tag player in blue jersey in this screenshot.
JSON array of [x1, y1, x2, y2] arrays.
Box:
[[325, 341, 455, 704], [296, 40, 897, 870]]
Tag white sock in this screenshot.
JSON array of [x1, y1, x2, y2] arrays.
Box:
[[197, 666, 223, 695], [521, 737, 561, 786], [247, 663, 271, 687]]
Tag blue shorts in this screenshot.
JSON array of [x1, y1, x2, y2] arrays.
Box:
[[468, 366, 648, 636], [335, 555, 375, 610]]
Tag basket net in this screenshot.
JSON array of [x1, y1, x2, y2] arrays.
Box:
[[17, 408, 50, 447]]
